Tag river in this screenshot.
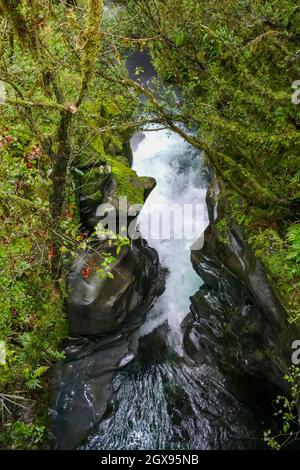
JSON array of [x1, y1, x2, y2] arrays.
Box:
[[83, 125, 263, 450]]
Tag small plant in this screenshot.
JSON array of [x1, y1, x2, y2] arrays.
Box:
[[264, 366, 300, 449], [3, 422, 45, 450], [287, 225, 300, 277], [94, 225, 131, 280], [97, 253, 118, 280], [23, 366, 49, 391], [216, 217, 230, 244]]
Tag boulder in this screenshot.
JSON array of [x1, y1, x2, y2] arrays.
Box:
[[49, 323, 140, 450], [67, 239, 165, 336]]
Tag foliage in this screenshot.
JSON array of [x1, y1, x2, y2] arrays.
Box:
[[94, 226, 131, 280], [122, 0, 300, 210], [0, 0, 146, 449], [0, 129, 68, 448], [216, 217, 230, 245], [287, 225, 300, 273], [1, 421, 45, 450], [264, 367, 300, 449], [0, 0, 139, 225], [1, 0, 300, 450]]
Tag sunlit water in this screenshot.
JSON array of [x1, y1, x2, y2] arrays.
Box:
[[83, 127, 262, 450]]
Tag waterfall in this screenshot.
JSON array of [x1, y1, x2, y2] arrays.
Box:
[[131, 126, 208, 352]]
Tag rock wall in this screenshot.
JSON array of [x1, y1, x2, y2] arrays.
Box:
[[67, 239, 164, 336], [49, 238, 165, 449], [183, 181, 300, 400]]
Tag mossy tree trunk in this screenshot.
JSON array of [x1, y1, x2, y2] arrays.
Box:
[[0, 0, 104, 277], [51, 111, 73, 221]]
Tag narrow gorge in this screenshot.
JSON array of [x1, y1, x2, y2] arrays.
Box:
[[48, 45, 300, 451], [50, 119, 299, 449], [1, 0, 299, 455]]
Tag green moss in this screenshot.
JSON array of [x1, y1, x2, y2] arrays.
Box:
[[106, 156, 147, 205], [216, 217, 230, 245], [91, 134, 105, 156], [100, 95, 126, 119], [107, 135, 124, 156], [76, 148, 150, 208]]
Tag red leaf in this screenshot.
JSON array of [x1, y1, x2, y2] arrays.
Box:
[[48, 245, 55, 260], [82, 267, 92, 279], [80, 232, 88, 240]]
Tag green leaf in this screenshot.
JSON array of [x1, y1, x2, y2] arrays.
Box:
[[175, 32, 185, 47], [74, 168, 84, 177]]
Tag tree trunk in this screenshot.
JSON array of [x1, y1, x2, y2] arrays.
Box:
[[50, 111, 72, 278], [51, 111, 72, 221]]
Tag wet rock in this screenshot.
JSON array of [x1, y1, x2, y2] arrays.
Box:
[[123, 141, 133, 167], [136, 322, 170, 365], [49, 323, 140, 450], [67, 239, 165, 336], [50, 238, 165, 449], [183, 181, 300, 396]]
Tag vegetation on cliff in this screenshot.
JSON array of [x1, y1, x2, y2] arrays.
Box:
[[1, 0, 300, 450], [0, 0, 143, 448]]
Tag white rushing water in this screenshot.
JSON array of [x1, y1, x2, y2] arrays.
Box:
[[131, 126, 208, 353]]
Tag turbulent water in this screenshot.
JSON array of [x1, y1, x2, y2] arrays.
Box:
[[83, 128, 264, 450], [132, 127, 208, 352]]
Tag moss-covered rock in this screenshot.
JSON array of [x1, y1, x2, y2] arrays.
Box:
[[76, 151, 156, 229], [106, 155, 156, 205]]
